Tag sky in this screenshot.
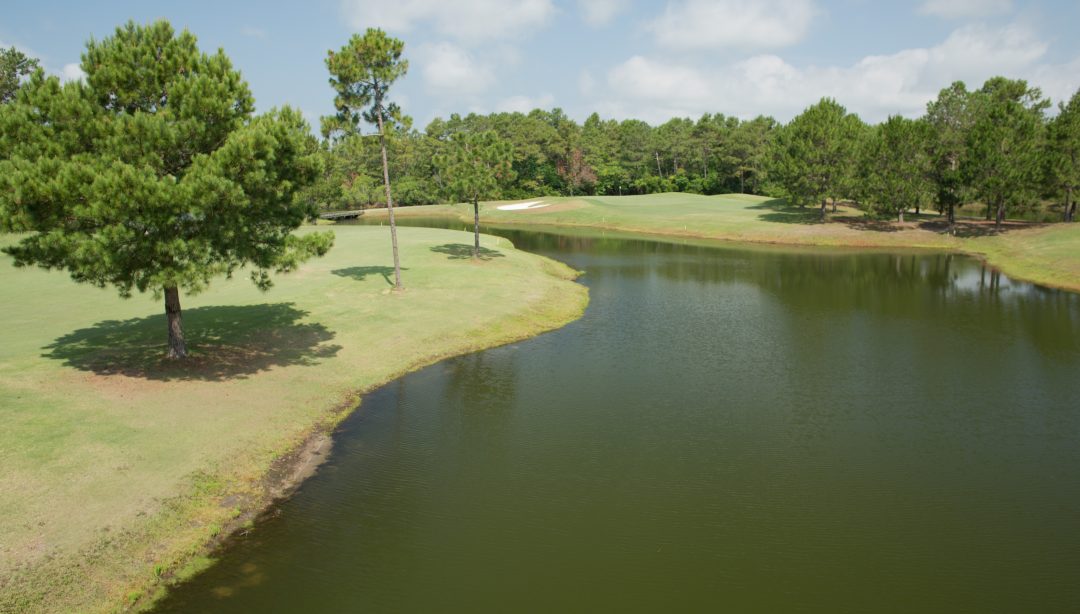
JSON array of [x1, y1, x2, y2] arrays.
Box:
[[3, 0, 1080, 130]]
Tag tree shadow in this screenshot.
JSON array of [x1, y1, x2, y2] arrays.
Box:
[[42, 303, 341, 381], [430, 243, 506, 260], [748, 198, 821, 225], [331, 266, 408, 286], [839, 216, 904, 233], [917, 219, 1033, 237]]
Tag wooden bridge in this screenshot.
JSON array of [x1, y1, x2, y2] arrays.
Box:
[[318, 210, 364, 221]]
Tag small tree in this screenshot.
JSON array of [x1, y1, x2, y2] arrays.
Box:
[[1046, 88, 1080, 222], [436, 131, 514, 258], [0, 21, 332, 359], [324, 29, 408, 290], [1, 46, 40, 104]]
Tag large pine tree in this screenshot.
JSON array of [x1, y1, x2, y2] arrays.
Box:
[[0, 20, 333, 358]]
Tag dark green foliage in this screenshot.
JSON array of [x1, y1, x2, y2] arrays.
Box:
[[436, 131, 514, 204], [964, 77, 1049, 226], [770, 98, 862, 218], [1045, 89, 1080, 222], [322, 28, 407, 141], [435, 130, 514, 257], [925, 82, 974, 226], [861, 116, 935, 221], [0, 20, 332, 356]]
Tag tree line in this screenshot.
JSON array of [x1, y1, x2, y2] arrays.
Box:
[[307, 74, 1079, 229], [2, 23, 1079, 358]]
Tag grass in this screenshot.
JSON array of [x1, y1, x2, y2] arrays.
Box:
[[0, 225, 588, 613], [363, 193, 1080, 292]]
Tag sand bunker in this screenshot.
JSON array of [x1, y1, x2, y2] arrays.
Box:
[[497, 200, 550, 211]]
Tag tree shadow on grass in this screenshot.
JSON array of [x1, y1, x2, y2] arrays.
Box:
[[839, 216, 904, 233], [917, 219, 1033, 238], [331, 266, 408, 286], [747, 198, 821, 225], [430, 243, 506, 261], [42, 303, 341, 381]]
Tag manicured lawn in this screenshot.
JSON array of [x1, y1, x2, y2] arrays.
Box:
[[373, 193, 1080, 292], [0, 225, 587, 613]]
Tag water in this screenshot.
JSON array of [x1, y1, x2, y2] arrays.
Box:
[[156, 225, 1080, 613]]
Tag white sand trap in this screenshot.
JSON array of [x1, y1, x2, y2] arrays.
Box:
[[497, 200, 550, 211]]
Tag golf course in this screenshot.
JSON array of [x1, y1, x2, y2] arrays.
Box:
[[4, 5, 1080, 612], [370, 193, 1080, 293], [0, 226, 587, 612]]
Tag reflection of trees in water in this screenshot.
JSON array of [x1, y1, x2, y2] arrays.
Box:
[[443, 350, 519, 438], [383, 217, 1080, 357]]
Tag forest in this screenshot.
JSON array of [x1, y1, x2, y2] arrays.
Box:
[[310, 77, 1079, 226]]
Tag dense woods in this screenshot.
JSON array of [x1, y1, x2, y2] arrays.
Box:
[[306, 77, 1079, 225]]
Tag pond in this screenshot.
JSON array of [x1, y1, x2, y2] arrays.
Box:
[[156, 223, 1080, 612]]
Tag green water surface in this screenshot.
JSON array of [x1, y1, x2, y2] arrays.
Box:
[[156, 227, 1080, 613]]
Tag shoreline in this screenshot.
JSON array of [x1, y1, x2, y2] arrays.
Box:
[[132, 273, 589, 611], [373, 203, 1080, 294], [0, 227, 589, 614]]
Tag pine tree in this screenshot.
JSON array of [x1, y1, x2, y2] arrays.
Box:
[[0, 46, 40, 103], [964, 77, 1049, 228], [323, 29, 409, 290], [435, 131, 514, 257], [862, 116, 935, 222], [1046, 88, 1080, 222], [0, 20, 332, 359], [772, 98, 860, 220]]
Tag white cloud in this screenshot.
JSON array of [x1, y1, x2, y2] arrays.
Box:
[[578, 0, 629, 26], [60, 63, 85, 82], [416, 42, 495, 94], [600, 22, 1077, 123], [918, 0, 1012, 19], [497, 93, 555, 113], [340, 0, 556, 42], [649, 0, 818, 50]]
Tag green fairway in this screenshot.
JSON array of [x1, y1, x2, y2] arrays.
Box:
[[372, 193, 1080, 292], [0, 226, 587, 613]]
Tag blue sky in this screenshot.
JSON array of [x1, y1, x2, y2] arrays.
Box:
[[3, 0, 1079, 130]]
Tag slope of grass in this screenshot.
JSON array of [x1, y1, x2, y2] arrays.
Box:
[[0, 226, 588, 613], [367, 193, 1080, 292]]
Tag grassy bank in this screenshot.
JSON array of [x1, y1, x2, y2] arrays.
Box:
[[0, 226, 588, 613], [365, 193, 1080, 292]]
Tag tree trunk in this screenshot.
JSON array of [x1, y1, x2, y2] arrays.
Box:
[[985, 202, 992, 221], [375, 96, 404, 291], [947, 202, 956, 234], [915, 204, 920, 215], [655, 151, 663, 178], [898, 209, 904, 223], [831, 198, 837, 213], [473, 198, 481, 258], [819, 198, 827, 222], [1065, 186, 1074, 223], [165, 286, 187, 359], [995, 198, 1006, 228]]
